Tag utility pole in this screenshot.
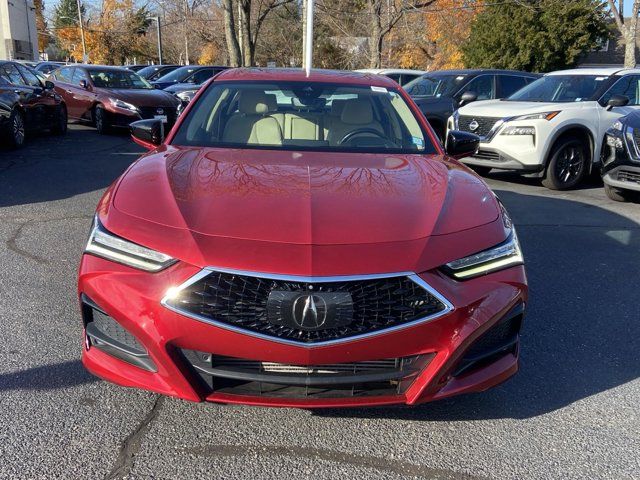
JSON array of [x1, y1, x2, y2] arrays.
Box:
[[304, 0, 314, 75], [76, 0, 87, 62], [150, 16, 163, 64]]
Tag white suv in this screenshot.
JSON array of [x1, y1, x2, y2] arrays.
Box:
[[448, 68, 640, 189]]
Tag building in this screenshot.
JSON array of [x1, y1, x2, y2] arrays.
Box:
[[0, 0, 39, 61], [578, 21, 636, 68]]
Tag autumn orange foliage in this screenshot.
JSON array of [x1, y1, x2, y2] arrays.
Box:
[[396, 0, 481, 70]]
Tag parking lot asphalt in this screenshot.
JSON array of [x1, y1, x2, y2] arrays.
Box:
[[1, 124, 639, 480]]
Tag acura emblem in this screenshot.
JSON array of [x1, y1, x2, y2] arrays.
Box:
[[292, 294, 327, 330], [469, 120, 479, 132]]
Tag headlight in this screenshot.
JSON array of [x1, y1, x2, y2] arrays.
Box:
[[111, 98, 138, 112], [176, 90, 197, 102], [501, 126, 535, 136], [85, 217, 176, 272], [510, 111, 560, 121], [442, 230, 524, 280]]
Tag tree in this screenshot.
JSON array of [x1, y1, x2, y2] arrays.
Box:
[[34, 0, 49, 54], [366, 0, 437, 68], [608, 0, 640, 68], [462, 0, 609, 72], [53, 0, 84, 28], [221, 0, 295, 67]]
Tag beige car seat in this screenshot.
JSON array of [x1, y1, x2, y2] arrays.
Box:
[[326, 98, 384, 146], [222, 91, 283, 145]]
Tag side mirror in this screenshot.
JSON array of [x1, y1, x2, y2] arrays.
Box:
[[446, 130, 480, 159], [130, 119, 164, 150], [459, 91, 478, 106], [79, 79, 89, 89], [44, 80, 55, 90], [606, 94, 629, 110]]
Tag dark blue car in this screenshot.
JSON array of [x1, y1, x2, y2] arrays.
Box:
[[152, 65, 228, 90]]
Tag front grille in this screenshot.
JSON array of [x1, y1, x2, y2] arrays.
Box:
[[457, 115, 501, 137], [618, 169, 640, 184], [164, 270, 449, 345], [138, 106, 178, 125], [181, 350, 433, 398], [473, 149, 501, 161], [633, 129, 640, 153]]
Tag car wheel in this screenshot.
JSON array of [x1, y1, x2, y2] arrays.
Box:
[[93, 105, 109, 134], [469, 165, 492, 176], [542, 137, 587, 190], [604, 183, 629, 202], [7, 109, 26, 148], [52, 104, 68, 135]]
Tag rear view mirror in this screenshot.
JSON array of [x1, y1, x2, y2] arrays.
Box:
[[130, 119, 164, 150], [459, 91, 478, 106], [606, 95, 629, 110], [44, 80, 55, 90], [446, 130, 480, 159]]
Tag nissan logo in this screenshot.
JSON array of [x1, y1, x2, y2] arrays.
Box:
[[156, 108, 164, 115], [469, 120, 479, 132], [291, 294, 327, 330]]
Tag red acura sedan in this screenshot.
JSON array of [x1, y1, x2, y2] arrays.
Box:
[[79, 68, 527, 408]]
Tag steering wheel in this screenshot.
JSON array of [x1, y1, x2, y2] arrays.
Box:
[[339, 128, 387, 145]]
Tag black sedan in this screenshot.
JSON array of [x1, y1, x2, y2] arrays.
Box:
[[0, 61, 67, 148], [151, 65, 228, 90], [136, 64, 180, 81], [602, 111, 640, 202]]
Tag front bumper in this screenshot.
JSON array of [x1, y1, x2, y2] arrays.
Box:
[[601, 131, 640, 192], [79, 255, 527, 408], [104, 105, 178, 129]]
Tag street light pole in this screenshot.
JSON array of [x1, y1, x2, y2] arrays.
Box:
[[76, 0, 87, 62], [151, 17, 163, 64], [304, 0, 314, 76]]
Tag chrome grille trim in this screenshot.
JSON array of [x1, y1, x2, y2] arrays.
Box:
[[161, 267, 454, 348]]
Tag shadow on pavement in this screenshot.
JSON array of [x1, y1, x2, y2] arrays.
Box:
[[0, 360, 98, 392], [0, 126, 143, 208], [315, 190, 640, 420]]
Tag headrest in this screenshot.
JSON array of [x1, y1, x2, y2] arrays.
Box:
[[330, 99, 347, 117], [341, 99, 373, 125], [238, 90, 271, 114], [264, 93, 277, 112]]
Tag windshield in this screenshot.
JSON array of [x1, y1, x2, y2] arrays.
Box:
[[88, 69, 152, 89], [172, 82, 434, 153], [404, 74, 468, 97], [507, 75, 608, 102], [155, 66, 196, 83]]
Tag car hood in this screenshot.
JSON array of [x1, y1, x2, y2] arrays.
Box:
[[457, 99, 591, 117], [99, 88, 179, 107], [164, 83, 201, 94], [112, 147, 499, 248]]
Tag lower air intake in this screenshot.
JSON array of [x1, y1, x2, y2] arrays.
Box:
[[181, 350, 433, 399]]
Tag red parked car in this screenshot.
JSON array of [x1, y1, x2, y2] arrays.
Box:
[[79, 68, 527, 408], [51, 65, 180, 134]]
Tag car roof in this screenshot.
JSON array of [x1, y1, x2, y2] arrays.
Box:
[[356, 68, 427, 75], [215, 68, 401, 87], [546, 67, 640, 76], [422, 69, 539, 77]]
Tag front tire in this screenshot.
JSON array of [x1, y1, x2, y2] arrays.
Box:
[[6, 109, 26, 148], [93, 105, 110, 134], [52, 104, 67, 135], [542, 136, 588, 190], [604, 183, 629, 202]]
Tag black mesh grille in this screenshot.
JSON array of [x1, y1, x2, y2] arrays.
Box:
[[91, 310, 145, 352], [618, 169, 640, 184], [166, 271, 448, 344], [473, 150, 501, 161], [457, 115, 501, 137]]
